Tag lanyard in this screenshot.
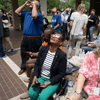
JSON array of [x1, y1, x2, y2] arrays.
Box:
[[97, 59, 100, 87]]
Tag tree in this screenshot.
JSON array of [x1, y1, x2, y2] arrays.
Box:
[[47, 0, 60, 11], [59, 0, 90, 12], [0, 0, 11, 12]]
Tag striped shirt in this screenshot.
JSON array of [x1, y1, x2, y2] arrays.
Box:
[[41, 51, 55, 79]]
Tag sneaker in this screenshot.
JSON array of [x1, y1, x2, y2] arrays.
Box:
[[4, 48, 8, 52], [10, 49, 14, 53], [18, 70, 25, 75], [0, 55, 6, 58], [24, 78, 30, 83], [20, 92, 29, 99], [67, 45, 70, 49]]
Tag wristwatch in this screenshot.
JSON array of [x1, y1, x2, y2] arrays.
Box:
[[75, 90, 81, 94]]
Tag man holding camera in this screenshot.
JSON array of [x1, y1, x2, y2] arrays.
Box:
[[15, 0, 43, 75]]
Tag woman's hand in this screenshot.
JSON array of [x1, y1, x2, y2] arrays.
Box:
[[40, 82, 51, 88], [33, 76, 38, 85], [66, 93, 81, 100]]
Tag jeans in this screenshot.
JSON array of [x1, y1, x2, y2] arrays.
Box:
[[21, 36, 42, 70], [68, 35, 83, 58], [88, 26, 96, 42], [63, 23, 69, 40], [82, 44, 96, 53], [0, 37, 5, 57], [28, 76, 60, 100]]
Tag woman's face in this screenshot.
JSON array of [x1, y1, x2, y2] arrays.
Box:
[[91, 11, 95, 15], [50, 33, 63, 46], [0, 10, 3, 16]]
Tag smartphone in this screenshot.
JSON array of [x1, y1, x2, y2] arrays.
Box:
[[32, 83, 40, 89], [81, 89, 89, 99], [24, 51, 31, 58]]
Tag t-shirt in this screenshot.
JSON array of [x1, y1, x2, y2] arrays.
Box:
[[0, 14, 4, 37], [41, 50, 55, 78], [51, 14, 61, 32], [70, 12, 88, 35], [62, 12, 70, 23], [2, 14, 9, 29], [21, 11, 43, 36], [87, 15, 97, 28]]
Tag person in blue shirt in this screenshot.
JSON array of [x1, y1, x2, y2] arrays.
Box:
[[61, 8, 70, 40], [51, 7, 61, 32], [82, 21, 100, 53], [15, 0, 43, 75]]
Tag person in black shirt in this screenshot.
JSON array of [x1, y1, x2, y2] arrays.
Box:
[[0, 14, 5, 57], [0, 9, 14, 53], [42, 11, 49, 32], [86, 9, 97, 42]]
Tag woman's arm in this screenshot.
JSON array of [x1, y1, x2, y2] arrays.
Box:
[[67, 53, 91, 100], [2, 20, 8, 24], [67, 74, 85, 100], [69, 20, 73, 33], [88, 19, 94, 22]]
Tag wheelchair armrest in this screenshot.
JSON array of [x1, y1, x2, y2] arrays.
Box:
[[61, 78, 69, 89]]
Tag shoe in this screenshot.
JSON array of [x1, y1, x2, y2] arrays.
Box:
[[4, 48, 8, 52], [18, 70, 25, 75], [10, 49, 14, 53], [67, 45, 70, 49], [20, 92, 29, 99], [24, 78, 30, 83], [0, 55, 6, 58]]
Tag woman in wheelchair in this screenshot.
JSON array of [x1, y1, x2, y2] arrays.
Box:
[[67, 44, 100, 100], [28, 32, 67, 100]]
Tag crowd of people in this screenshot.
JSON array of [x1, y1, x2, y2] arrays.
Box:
[[0, 0, 100, 100]]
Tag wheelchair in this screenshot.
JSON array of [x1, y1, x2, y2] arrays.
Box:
[[48, 78, 69, 100]]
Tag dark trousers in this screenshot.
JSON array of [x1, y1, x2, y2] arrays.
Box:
[[63, 23, 69, 40], [20, 36, 42, 70], [82, 44, 96, 54], [0, 37, 5, 57]]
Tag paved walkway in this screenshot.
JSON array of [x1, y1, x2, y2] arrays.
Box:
[[0, 26, 98, 100]]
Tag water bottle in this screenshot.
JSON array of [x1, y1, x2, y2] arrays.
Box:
[[79, 50, 85, 58], [67, 79, 73, 95]]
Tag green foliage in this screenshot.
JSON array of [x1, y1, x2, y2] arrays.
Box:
[[18, 0, 30, 11], [59, 0, 76, 10], [81, 0, 90, 12], [59, 0, 90, 12], [0, 0, 11, 12], [47, 0, 60, 11]]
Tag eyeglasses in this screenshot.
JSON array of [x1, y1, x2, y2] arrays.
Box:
[[51, 34, 61, 39]]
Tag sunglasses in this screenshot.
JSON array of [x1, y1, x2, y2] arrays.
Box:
[[51, 34, 61, 39]]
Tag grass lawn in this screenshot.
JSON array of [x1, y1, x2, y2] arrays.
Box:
[[47, 16, 52, 24]]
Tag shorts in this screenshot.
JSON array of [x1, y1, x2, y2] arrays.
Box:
[[3, 28, 10, 37]]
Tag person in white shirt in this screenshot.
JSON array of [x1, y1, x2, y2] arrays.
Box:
[[68, 4, 88, 59]]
